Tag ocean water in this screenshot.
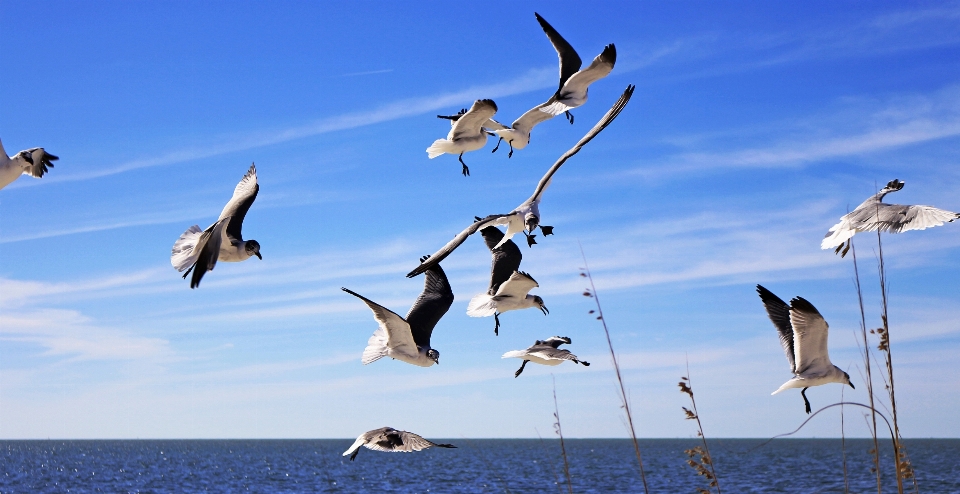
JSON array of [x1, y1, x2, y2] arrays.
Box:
[[2, 438, 958, 493]]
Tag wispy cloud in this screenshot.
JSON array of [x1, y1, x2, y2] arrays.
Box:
[[339, 69, 393, 77]]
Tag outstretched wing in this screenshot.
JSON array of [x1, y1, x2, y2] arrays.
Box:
[[535, 13, 582, 92], [24, 148, 58, 178], [822, 203, 959, 249], [511, 102, 556, 135], [558, 44, 616, 97], [405, 261, 455, 349], [479, 225, 522, 293], [341, 288, 417, 354], [406, 214, 512, 278], [218, 164, 259, 243], [188, 217, 230, 289], [527, 85, 634, 204], [790, 296, 831, 375], [451, 100, 498, 140], [756, 285, 796, 374], [494, 271, 539, 299], [528, 346, 582, 363]]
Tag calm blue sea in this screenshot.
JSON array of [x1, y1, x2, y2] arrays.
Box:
[[1, 439, 958, 493]]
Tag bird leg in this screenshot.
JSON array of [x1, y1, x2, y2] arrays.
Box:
[[459, 153, 470, 177], [507, 140, 515, 158], [523, 231, 537, 247], [840, 241, 851, 258], [514, 360, 529, 378], [565, 111, 574, 124], [492, 137, 503, 153], [801, 387, 812, 414], [539, 225, 554, 236], [494, 312, 501, 336]]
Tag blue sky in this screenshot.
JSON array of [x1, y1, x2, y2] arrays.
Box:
[[2, 1, 960, 439]]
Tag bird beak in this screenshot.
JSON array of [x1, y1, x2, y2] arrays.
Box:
[[255, 252, 262, 260], [540, 305, 549, 315], [848, 382, 855, 390]]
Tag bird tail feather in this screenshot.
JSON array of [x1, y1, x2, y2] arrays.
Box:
[[466, 293, 498, 317], [171, 225, 203, 272], [501, 350, 526, 359], [361, 327, 389, 365], [539, 100, 573, 116], [771, 378, 801, 395], [426, 139, 452, 158]]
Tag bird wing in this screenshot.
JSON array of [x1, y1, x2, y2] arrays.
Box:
[[541, 336, 571, 348], [790, 296, 831, 375], [493, 271, 539, 299], [756, 285, 796, 374], [483, 118, 509, 131], [558, 44, 616, 96], [451, 99, 498, 140], [406, 214, 512, 278], [479, 225, 522, 293], [822, 202, 959, 248], [24, 148, 58, 178], [404, 261, 455, 349], [527, 346, 581, 363], [511, 102, 557, 135], [526, 85, 634, 204], [366, 430, 436, 453], [189, 217, 230, 289], [341, 288, 418, 353], [535, 13, 582, 92], [218, 164, 259, 243]]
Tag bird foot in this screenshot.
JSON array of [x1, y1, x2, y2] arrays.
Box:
[[492, 137, 502, 153], [494, 313, 500, 336], [507, 141, 515, 158], [840, 241, 851, 258], [565, 111, 574, 124], [524, 232, 537, 247], [802, 388, 812, 414], [540, 225, 554, 236], [459, 153, 470, 177]]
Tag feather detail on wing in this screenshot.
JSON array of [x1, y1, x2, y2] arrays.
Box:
[[341, 287, 417, 357], [219, 164, 259, 242], [450, 100, 498, 140], [756, 285, 796, 374], [406, 214, 511, 277], [466, 293, 497, 317], [789, 296, 831, 375], [534, 13, 582, 92], [494, 271, 539, 298], [171, 225, 203, 272], [24, 148, 58, 178]]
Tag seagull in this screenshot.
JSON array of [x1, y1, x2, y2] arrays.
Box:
[[822, 179, 959, 257], [342, 427, 456, 461], [485, 102, 557, 158], [171, 163, 262, 288], [407, 85, 634, 278], [466, 220, 547, 335], [427, 99, 498, 176], [0, 138, 59, 190], [502, 336, 590, 378], [534, 13, 617, 124], [756, 285, 854, 414], [343, 255, 454, 367]]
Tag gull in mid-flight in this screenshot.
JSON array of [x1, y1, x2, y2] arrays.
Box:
[[342, 427, 456, 461], [0, 138, 59, 190], [757, 285, 854, 414], [171, 163, 262, 288], [534, 13, 616, 124], [466, 220, 547, 335], [822, 179, 959, 257], [485, 101, 557, 158], [407, 85, 634, 278], [427, 99, 498, 176], [502, 336, 590, 378], [343, 255, 454, 368]]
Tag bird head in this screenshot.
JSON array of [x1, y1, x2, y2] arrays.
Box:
[[524, 213, 540, 233], [245, 240, 262, 260], [883, 179, 905, 192], [534, 296, 548, 315], [427, 349, 440, 365], [843, 371, 855, 389]]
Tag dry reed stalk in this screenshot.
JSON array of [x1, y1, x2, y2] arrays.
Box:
[[678, 361, 721, 494], [578, 244, 650, 494], [535, 429, 565, 494], [851, 240, 883, 493], [841, 381, 850, 494], [552, 378, 573, 494]]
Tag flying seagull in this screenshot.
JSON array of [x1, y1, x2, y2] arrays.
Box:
[[466, 220, 547, 335], [342, 427, 456, 461], [502, 336, 590, 378], [407, 85, 634, 278], [822, 179, 959, 257], [343, 255, 454, 367], [485, 101, 557, 158], [427, 99, 498, 176], [171, 163, 262, 288], [756, 285, 854, 414], [0, 138, 59, 190], [534, 13, 617, 124]]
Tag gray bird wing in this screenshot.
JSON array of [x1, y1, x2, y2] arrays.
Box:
[[341, 288, 418, 354], [535, 13, 582, 92], [526, 85, 634, 205], [218, 164, 259, 244], [541, 336, 571, 348], [368, 430, 437, 453], [406, 214, 513, 278], [25, 148, 58, 178], [405, 261, 455, 349], [343, 427, 394, 457], [479, 225, 522, 293], [189, 217, 230, 289], [527, 346, 582, 363], [493, 271, 539, 299], [790, 296, 832, 376], [511, 102, 557, 135], [450, 100, 498, 140], [558, 44, 616, 97], [483, 118, 509, 131], [756, 285, 796, 374]]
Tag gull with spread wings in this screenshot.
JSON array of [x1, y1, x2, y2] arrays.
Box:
[[757, 285, 854, 414], [342, 427, 456, 461], [502, 336, 590, 378], [427, 99, 498, 176], [822, 178, 959, 257], [0, 138, 59, 190], [171, 163, 262, 288], [407, 85, 634, 278], [343, 255, 454, 368]]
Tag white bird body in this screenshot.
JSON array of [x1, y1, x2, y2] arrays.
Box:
[[757, 285, 853, 413], [502, 336, 589, 377], [822, 179, 959, 255], [0, 138, 58, 190]]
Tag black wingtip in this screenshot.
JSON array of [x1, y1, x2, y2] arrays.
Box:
[[602, 43, 617, 65], [789, 296, 821, 316]]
